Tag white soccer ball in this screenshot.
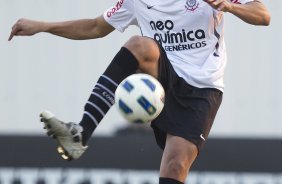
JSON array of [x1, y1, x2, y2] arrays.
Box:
[[115, 73, 165, 123]]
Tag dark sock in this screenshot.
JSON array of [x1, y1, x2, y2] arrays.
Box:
[[159, 177, 184, 184], [79, 47, 139, 145]]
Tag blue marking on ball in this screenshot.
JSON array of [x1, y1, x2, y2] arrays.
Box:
[[118, 99, 133, 114], [122, 80, 134, 93], [141, 78, 156, 92], [137, 96, 156, 115]]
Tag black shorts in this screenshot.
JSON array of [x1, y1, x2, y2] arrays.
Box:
[[151, 41, 223, 153]]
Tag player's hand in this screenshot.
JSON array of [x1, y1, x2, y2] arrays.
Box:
[[203, 0, 234, 12], [8, 18, 45, 41]]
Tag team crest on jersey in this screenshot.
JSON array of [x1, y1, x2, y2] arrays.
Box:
[[185, 0, 199, 11]]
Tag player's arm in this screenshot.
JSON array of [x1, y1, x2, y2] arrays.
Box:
[[8, 15, 115, 41], [204, 0, 271, 26]]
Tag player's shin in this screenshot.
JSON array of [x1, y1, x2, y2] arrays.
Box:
[[79, 47, 139, 145]]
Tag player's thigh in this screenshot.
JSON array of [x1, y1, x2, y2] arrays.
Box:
[[124, 36, 160, 78]]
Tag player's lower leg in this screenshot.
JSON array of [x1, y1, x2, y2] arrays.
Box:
[[40, 36, 160, 160], [40, 47, 139, 160], [159, 134, 198, 183], [80, 36, 160, 145], [79, 47, 139, 145]]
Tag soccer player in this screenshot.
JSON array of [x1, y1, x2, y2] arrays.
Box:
[[9, 0, 270, 183]]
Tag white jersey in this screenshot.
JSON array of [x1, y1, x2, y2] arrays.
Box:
[[103, 0, 253, 92]]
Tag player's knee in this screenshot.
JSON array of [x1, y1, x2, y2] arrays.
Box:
[[124, 35, 143, 49], [124, 35, 159, 64], [165, 158, 188, 177]]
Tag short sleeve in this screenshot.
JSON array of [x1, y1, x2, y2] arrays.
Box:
[[231, 0, 254, 4], [103, 0, 138, 32]]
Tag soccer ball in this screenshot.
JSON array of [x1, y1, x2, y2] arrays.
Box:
[[115, 73, 165, 123]]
